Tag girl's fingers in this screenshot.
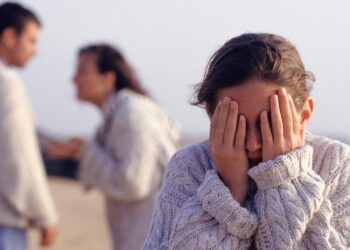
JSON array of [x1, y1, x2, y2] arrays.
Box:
[[234, 115, 246, 148], [278, 88, 293, 139], [224, 101, 238, 146], [270, 94, 283, 142], [260, 110, 273, 146], [215, 97, 231, 143], [209, 100, 222, 142], [288, 95, 300, 133]]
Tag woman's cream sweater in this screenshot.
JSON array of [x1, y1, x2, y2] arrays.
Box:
[[78, 89, 180, 250]]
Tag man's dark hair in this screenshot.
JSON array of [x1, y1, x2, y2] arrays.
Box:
[[0, 2, 41, 35]]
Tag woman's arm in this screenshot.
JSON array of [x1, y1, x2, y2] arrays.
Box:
[[143, 150, 258, 250], [78, 101, 164, 202]]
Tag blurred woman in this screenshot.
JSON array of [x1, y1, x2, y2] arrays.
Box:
[[48, 44, 179, 250]]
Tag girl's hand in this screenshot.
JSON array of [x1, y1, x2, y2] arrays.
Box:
[[47, 137, 85, 160], [210, 97, 249, 204], [260, 88, 304, 162]]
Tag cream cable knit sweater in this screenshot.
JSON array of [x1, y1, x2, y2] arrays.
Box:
[[143, 133, 350, 249]]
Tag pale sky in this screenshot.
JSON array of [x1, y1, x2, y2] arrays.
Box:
[[12, 0, 350, 141]]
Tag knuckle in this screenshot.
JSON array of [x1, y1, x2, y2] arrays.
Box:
[[286, 141, 294, 149]]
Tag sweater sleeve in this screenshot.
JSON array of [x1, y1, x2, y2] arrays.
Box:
[[304, 145, 350, 249], [78, 101, 162, 202], [248, 145, 331, 249], [143, 150, 258, 250], [0, 73, 57, 227]]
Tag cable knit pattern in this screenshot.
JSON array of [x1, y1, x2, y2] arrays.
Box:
[[143, 143, 257, 250], [248, 145, 326, 249], [197, 170, 258, 238], [143, 133, 350, 249]]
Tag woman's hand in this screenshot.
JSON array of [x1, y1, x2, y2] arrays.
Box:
[[210, 97, 249, 204], [260, 88, 304, 162], [47, 137, 85, 160]]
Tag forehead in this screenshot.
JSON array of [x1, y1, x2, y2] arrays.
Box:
[[20, 21, 39, 36], [78, 53, 98, 66], [216, 79, 281, 118]]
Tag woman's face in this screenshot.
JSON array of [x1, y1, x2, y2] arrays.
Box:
[[214, 79, 310, 165], [73, 53, 113, 105]]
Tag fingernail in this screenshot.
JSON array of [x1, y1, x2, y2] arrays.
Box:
[[223, 97, 230, 104], [280, 88, 286, 95], [231, 101, 237, 109]]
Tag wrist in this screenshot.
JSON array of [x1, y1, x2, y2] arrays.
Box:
[[228, 184, 249, 205]]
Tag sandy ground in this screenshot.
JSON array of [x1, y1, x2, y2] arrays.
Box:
[[29, 177, 111, 250]]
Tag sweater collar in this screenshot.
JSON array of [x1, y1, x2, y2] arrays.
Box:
[[101, 89, 131, 117]]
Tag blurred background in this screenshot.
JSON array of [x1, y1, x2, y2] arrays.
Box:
[[7, 0, 350, 249], [16, 0, 350, 143]]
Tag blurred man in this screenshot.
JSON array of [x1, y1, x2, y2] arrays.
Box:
[[0, 2, 57, 249]]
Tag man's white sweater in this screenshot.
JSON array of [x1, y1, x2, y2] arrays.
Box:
[[0, 60, 57, 228]]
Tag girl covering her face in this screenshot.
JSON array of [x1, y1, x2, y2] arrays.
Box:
[[143, 33, 350, 249]]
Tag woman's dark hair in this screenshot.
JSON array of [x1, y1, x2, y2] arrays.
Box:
[[79, 44, 149, 96], [192, 33, 315, 114], [0, 2, 41, 35]]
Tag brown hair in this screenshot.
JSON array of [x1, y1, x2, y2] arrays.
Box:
[[192, 33, 315, 114], [79, 44, 149, 96], [0, 2, 41, 35]]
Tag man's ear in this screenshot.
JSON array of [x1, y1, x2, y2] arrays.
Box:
[[1, 27, 17, 48], [299, 97, 314, 130]]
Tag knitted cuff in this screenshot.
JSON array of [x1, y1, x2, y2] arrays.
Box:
[[76, 141, 98, 190], [31, 213, 58, 228], [197, 170, 258, 239], [248, 145, 314, 190]]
